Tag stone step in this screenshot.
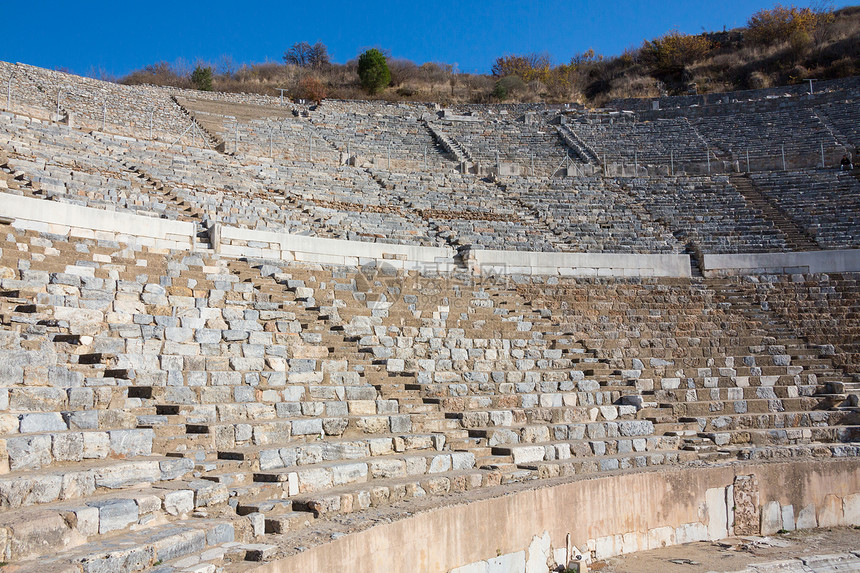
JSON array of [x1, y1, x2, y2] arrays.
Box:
[[253, 449, 476, 495], [0, 455, 194, 511], [16, 518, 235, 572]]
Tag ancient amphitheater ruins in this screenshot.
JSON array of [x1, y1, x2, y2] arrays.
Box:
[[0, 60, 859, 572]]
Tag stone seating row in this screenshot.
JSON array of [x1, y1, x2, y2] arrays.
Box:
[[689, 108, 840, 168], [721, 273, 860, 377], [503, 176, 680, 253], [749, 169, 860, 249], [308, 107, 451, 171], [431, 111, 573, 176], [4, 106, 859, 258], [620, 175, 790, 253], [566, 114, 710, 166], [0, 112, 188, 222], [0, 62, 196, 143], [0, 225, 858, 569]]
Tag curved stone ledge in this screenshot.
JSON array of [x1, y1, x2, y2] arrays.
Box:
[[0, 192, 195, 250], [467, 248, 692, 278], [703, 249, 860, 276], [7, 193, 860, 280], [217, 224, 458, 272], [250, 458, 860, 573]]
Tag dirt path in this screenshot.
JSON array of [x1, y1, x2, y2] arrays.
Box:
[[592, 527, 860, 572]]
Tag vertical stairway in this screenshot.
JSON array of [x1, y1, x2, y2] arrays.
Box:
[[729, 174, 820, 250]]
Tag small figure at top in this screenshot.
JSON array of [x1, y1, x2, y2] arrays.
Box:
[[841, 154, 853, 171]]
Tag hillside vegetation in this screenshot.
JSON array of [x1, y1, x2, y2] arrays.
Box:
[[118, 4, 860, 107]]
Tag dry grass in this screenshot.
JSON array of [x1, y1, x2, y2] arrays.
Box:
[[118, 6, 860, 107]]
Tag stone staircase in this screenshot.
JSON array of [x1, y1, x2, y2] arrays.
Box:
[[729, 174, 820, 250], [556, 124, 599, 164], [707, 277, 860, 411], [425, 121, 474, 168]]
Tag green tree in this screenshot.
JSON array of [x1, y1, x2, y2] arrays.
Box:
[[190, 66, 213, 91], [357, 49, 391, 94]]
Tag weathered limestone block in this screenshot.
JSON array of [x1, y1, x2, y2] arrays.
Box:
[[108, 429, 153, 456], [841, 493, 860, 526], [674, 522, 707, 544], [6, 435, 52, 470], [89, 498, 139, 534], [65, 505, 99, 537], [819, 493, 844, 527], [760, 500, 782, 535], [796, 504, 818, 529], [331, 462, 368, 486], [20, 412, 66, 433], [511, 446, 545, 464], [7, 510, 80, 561], [733, 474, 760, 535], [291, 418, 321, 436], [95, 461, 161, 489], [153, 527, 207, 563], [52, 432, 84, 461], [82, 432, 110, 459], [160, 457, 193, 481], [163, 489, 194, 516], [369, 459, 406, 479], [706, 487, 728, 540]]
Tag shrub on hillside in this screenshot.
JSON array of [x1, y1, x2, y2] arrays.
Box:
[[746, 4, 834, 46], [357, 49, 391, 94], [296, 75, 327, 104], [191, 66, 214, 91], [121, 61, 189, 87], [491, 75, 526, 100], [389, 59, 420, 87], [491, 53, 551, 83], [640, 32, 714, 75], [747, 71, 772, 89]]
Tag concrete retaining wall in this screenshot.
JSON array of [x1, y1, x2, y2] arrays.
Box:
[[468, 249, 692, 278], [0, 193, 195, 250], [703, 250, 860, 276], [250, 458, 860, 573]]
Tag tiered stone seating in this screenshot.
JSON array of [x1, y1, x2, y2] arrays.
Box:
[[817, 98, 860, 146], [0, 60, 858, 571], [689, 107, 841, 169], [370, 169, 564, 251], [0, 227, 239, 569], [566, 113, 710, 171], [722, 273, 860, 379], [431, 110, 573, 176], [749, 169, 860, 249], [308, 101, 452, 171], [503, 176, 679, 253], [516, 277, 859, 457], [236, 117, 342, 165], [608, 76, 860, 112], [1, 63, 193, 142], [620, 175, 790, 253], [0, 112, 191, 220]]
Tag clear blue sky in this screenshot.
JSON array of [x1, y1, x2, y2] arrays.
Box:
[[2, 1, 854, 77]]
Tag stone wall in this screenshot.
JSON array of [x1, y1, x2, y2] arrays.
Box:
[[467, 249, 691, 278], [217, 224, 458, 272], [248, 458, 860, 573], [703, 249, 860, 276], [0, 193, 195, 251]]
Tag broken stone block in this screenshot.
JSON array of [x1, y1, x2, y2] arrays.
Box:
[[89, 498, 139, 534], [163, 489, 194, 516]]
